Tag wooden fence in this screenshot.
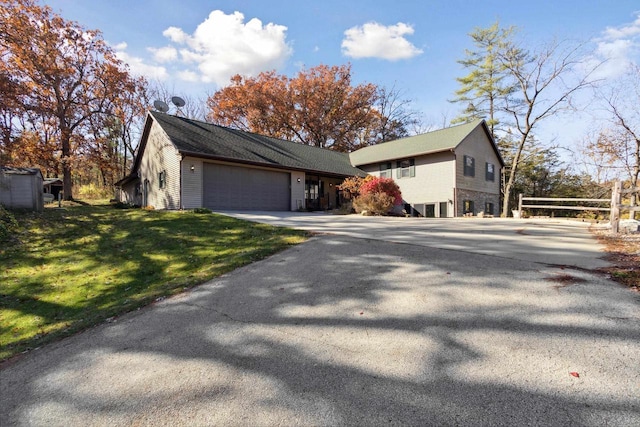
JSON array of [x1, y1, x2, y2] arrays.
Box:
[[517, 181, 639, 233]]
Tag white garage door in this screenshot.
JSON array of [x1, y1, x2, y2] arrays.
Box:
[[203, 163, 290, 211]]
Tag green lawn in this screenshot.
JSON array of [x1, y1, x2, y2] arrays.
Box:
[[0, 202, 308, 360]]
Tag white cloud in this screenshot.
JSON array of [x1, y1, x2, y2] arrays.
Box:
[[177, 69, 199, 82], [113, 43, 169, 80], [160, 10, 292, 86], [341, 22, 423, 61], [588, 12, 640, 79], [148, 46, 178, 63]]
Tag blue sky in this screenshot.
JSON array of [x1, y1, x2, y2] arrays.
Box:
[[43, 0, 640, 152]]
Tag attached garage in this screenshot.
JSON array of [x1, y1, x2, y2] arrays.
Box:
[[203, 163, 290, 211]]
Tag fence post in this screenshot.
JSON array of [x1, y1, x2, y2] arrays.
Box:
[[610, 181, 621, 233], [518, 193, 523, 218]]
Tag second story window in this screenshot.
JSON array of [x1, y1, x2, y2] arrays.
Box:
[[485, 162, 495, 181], [396, 158, 415, 179], [463, 155, 475, 177], [379, 162, 392, 178]]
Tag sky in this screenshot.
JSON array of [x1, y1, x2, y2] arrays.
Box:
[[42, 0, 640, 160]]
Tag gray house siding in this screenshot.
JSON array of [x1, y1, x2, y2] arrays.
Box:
[[454, 126, 502, 216]]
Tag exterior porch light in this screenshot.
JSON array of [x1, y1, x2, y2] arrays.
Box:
[[190, 164, 195, 172]]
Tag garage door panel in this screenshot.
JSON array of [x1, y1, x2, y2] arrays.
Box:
[[203, 163, 290, 211]]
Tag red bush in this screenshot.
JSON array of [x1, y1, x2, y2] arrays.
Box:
[[359, 177, 402, 205]]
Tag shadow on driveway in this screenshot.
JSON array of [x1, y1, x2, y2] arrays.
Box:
[[1, 235, 639, 425]]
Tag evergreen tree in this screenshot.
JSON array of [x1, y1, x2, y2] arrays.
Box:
[[450, 21, 516, 139]]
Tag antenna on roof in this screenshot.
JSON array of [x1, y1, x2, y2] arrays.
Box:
[[153, 100, 169, 113], [171, 96, 186, 117], [171, 96, 185, 107]]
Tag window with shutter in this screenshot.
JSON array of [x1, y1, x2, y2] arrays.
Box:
[[485, 162, 495, 181], [463, 155, 475, 177], [396, 158, 415, 179]]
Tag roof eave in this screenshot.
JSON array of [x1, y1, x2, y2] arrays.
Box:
[[178, 149, 365, 178]]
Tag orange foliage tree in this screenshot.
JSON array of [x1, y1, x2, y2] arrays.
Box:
[[0, 0, 147, 199], [208, 64, 386, 152]]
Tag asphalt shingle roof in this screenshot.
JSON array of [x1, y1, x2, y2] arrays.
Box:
[[151, 111, 366, 177], [349, 119, 489, 166]]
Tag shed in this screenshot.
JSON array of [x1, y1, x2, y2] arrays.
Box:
[[0, 166, 44, 211], [43, 178, 63, 200]]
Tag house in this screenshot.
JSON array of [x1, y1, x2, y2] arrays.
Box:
[[0, 166, 44, 211], [349, 120, 504, 217], [116, 112, 503, 216], [116, 111, 366, 211]]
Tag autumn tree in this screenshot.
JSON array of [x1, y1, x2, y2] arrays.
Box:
[[208, 64, 384, 152], [0, 0, 147, 199]]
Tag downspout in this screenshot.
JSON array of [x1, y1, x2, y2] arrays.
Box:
[[452, 149, 457, 217], [179, 155, 184, 210]]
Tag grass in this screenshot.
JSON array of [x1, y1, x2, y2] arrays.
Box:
[[0, 202, 307, 360]]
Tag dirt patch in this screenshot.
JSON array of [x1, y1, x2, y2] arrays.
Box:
[[545, 273, 588, 290], [592, 228, 640, 292]]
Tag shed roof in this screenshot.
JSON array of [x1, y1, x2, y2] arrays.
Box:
[[1, 166, 43, 178], [149, 111, 366, 177], [349, 120, 503, 167]]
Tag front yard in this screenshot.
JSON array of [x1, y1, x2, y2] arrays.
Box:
[[0, 202, 307, 361]]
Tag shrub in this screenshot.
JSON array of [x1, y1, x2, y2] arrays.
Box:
[[337, 175, 374, 199], [353, 192, 395, 215], [193, 207, 212, 214], [359, 177, 402, 205]]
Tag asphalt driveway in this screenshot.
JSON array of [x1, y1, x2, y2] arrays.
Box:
[[1, 214, 639, 426]]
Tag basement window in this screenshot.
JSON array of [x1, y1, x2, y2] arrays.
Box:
[[463, 200, 475, 215]]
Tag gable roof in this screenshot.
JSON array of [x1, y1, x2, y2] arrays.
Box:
[[349, 120, 504, 167], [145, 111, 366, 177]]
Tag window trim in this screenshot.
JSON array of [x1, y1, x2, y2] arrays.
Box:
[[158, 170, 166, 189]]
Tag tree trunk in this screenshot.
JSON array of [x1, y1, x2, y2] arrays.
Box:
[[60, 127, 73, 200], [501, 135, 527, 217]]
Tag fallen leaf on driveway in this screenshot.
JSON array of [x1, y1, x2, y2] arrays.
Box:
[[569, 372, 580, 378]]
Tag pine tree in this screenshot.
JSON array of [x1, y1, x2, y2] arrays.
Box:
[[450, 21, 517, 139]]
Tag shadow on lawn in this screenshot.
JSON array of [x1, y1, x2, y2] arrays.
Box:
[[1, 233, 639, 425]]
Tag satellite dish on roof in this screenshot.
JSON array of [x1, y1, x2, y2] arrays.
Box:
[[171, 96, 186, 107], [153, 100, 169, 112]]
